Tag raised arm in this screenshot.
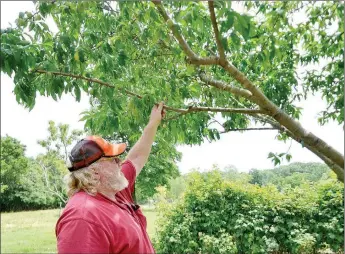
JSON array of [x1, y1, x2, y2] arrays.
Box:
[[126, 102, 165, 176]]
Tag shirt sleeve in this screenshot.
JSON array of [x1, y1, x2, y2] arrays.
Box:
[[57, 219, 110, 254], [119, 160, 137, 203]]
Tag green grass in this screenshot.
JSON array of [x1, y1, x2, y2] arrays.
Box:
[[1, 208, 158, 253]]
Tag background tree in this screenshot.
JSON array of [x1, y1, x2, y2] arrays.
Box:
[[249, 162, 333, 189], [0, 1, 343, 181], [35, 120, 83, 204], [1, 135, 29, 194], [0, 135, 30, 210], [37, 120, 83, 163], [222, 164, 252, 184], [1, 135, 66, 211]]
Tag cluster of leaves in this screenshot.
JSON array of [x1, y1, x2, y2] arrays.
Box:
[[154, 170, 344, 253], [300, 3, 344, 124]]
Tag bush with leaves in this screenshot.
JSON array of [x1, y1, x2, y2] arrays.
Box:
[[0, 136, 58, 211], [154, 170, 344, 253]]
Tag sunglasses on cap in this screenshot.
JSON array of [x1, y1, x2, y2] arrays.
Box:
[[98, 156, 122, 164]]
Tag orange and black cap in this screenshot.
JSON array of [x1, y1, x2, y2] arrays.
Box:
[[68, 136, 127, 172]]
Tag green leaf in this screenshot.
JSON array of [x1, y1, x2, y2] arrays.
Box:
[[235, 15, 250, 40], [221, 37, 229, 52], [286, 154, 292, 162], [230, 32, 240, 45], [74, 85, 81, 102], [118, 50, 127, 66]]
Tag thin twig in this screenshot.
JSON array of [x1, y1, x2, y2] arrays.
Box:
[[131, 53, 174, 61], [164, 107, 265, 122], [220, 127, 278, 134]]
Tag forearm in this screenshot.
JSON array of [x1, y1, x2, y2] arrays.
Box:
[[126, 121, 158, 173]]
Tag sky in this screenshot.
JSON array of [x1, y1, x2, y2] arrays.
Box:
[[1, 1, 343, 174]]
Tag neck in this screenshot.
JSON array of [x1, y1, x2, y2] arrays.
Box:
[[97, 188, 118, 202]]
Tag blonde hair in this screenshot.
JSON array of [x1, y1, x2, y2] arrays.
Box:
[[64, 165, 99, 198]]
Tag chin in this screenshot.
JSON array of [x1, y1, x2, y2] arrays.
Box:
[[115, 177, 129, 192]]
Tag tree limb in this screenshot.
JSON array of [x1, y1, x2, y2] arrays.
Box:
[[131, 53, 174, 61], [35, 69, 187, 113], [199, 72, 256, 103], [34, 69, 265, 117], [220, 127, 279, 133], [153, 1, 219, 66], [164, 107, 265, 122], [208, 1, 225, 60], [252, 115, 344, 182], [186, 106, 265, 114], [208, 119, 225, 128], [38, 160, 67, 203]]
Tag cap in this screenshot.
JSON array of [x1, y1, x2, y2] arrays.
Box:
[[68, 135, 127, 172]]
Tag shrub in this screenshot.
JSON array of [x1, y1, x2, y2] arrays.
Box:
[[154, 170, 344, 254]]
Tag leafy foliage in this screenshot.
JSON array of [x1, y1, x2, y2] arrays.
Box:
[[154, 170, 344, 253]]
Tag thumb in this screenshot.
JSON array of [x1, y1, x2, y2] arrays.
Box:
[[157, 101, 164, 111]]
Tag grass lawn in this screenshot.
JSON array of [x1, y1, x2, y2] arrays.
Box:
[[1, 208, 158, 253]]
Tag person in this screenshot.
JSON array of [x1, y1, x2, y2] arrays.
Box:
[[56, 102, 166, 253]]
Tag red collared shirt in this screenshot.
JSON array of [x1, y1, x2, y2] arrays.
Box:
[[56, 160, 155, 254]]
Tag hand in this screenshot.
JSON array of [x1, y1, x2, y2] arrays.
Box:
[[149, 102, 166, 126]]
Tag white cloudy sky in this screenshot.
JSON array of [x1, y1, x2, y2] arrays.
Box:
[[1, 1, 343, 174]]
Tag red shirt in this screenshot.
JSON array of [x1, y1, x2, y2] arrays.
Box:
[[56, 160, 155, 254]]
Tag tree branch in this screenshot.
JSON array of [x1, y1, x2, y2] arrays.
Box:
[[186, 106, 265, 114], [208, 1, 225, 60], [131, 53, 174, 61], [153, 1, 219, 66], [38, 161, 67, 203], [251, 114, 344, 181], [218, 55, 344, 171], [35, 69, 265, 118], [199, 72, 256, 103], [208, 119, 225, 128], [220, 127, 279, 134], [164, 107, 265, 122], [35, 69, 188, 113]]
